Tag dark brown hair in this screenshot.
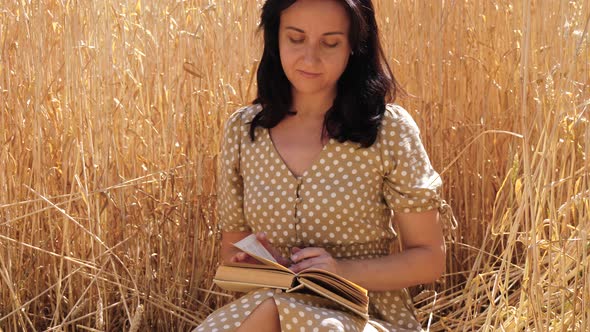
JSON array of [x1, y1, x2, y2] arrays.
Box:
[[251, 0, 399, 148]]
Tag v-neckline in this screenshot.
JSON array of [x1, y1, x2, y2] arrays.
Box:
[[266, 128, 332, 180]]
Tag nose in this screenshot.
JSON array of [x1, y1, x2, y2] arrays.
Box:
[[303, 43, 320, 65]]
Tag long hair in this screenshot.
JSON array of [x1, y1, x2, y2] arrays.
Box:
[[250, 0, 399, 148]]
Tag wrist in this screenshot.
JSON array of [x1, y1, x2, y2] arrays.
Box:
[[338, 259, 358, 282]]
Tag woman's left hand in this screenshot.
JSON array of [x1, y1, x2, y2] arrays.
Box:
[[288, 247, 342, 275]]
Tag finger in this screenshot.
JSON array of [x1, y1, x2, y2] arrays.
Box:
[[290, 247, 327, 263], [291, 247, 302, 255], [255, 232, 267, 242], [230, 252, 244, 263], [244, 256, 260, 264], [231, 252, 241, 262], [256, 232, 272, 247], [286, 247, 302, 266], [233, 252, 254, 263], [290, 256, 324, 273], [244, 253, 265, 264], [256, 232, 287, 263], [256, 232, 278, 253]]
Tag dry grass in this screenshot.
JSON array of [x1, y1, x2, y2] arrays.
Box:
[[0, 0, 588, 330]]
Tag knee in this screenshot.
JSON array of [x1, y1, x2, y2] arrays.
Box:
[[237, 298, 280, 332], [257, 298, 279, 315], [248, 298, 279, 320]]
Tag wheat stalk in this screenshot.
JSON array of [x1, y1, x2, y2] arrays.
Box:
[[0, 0, 587, 330]]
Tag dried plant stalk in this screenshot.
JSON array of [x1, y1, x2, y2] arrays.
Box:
[[0, 0, 587, 330]]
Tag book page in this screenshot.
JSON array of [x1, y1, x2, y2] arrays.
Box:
[[298, 278, 369, 319], [215, 280, 288, 293], [214, 265, 295, 291], [231, 234, 292, 272], [233, 234, 276, 262], [300, 273, 367, 304], [299, 268, 368, 296]]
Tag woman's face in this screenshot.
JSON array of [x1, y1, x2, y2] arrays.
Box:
[[279, 0, 352, 97]]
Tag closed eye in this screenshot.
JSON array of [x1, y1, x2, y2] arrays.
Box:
[[289, 37, 304, 44]]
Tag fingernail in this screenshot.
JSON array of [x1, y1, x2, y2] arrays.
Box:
[[291, 255, 298, 262]]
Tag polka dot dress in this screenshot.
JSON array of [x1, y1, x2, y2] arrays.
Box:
[[196, 104, 449, 331]]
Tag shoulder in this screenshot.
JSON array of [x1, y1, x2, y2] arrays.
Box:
[[227, 104, 263, 124], [224, 104, 263, 131], [381, 103, 422, 137]]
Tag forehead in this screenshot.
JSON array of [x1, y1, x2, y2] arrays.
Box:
[[280, 0, 350, 32]]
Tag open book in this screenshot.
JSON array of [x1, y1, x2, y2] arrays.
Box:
[[213, 234, 369, 318]]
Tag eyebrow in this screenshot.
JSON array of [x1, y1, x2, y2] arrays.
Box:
[[285, 26, 345, 36]]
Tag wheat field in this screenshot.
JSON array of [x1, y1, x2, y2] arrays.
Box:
[[0, 0, 588, 331]]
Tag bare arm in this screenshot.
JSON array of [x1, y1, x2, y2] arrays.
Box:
[[290, 209, 446, 291], [343, 209, 446, 291]]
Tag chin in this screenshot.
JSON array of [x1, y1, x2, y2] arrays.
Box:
[[290, 81, 330, 95]]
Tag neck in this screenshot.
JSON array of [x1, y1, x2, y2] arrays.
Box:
[[291, 87, 336, 119]]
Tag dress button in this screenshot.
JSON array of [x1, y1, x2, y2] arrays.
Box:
[[296, 197, 303, 203]]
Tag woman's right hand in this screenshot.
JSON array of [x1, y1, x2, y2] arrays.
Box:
[[228, 232, 290, 266]]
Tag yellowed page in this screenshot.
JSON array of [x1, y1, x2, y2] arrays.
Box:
[[299, 278, 369, 319], [299, 268, 368, 296], [233, 234, 276, 262], [232, 234, 291, 272], [214, 265, 294, 290], [214, 280, 290, 293]]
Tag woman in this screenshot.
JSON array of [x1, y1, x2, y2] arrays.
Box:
[[196, 0, 452, 331]]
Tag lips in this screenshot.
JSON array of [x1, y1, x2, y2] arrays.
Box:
[[297, 70, 321, 78]]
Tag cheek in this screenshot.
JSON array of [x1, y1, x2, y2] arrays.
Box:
[[327, 53, 350, 78], [279, 46, 296, 73]]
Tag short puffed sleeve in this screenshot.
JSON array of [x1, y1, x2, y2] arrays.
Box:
[[381, 105, 444, 214], [216, 108, 251, 232]]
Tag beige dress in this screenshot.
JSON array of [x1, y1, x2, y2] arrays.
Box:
[[196, 104, 450, 332]]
